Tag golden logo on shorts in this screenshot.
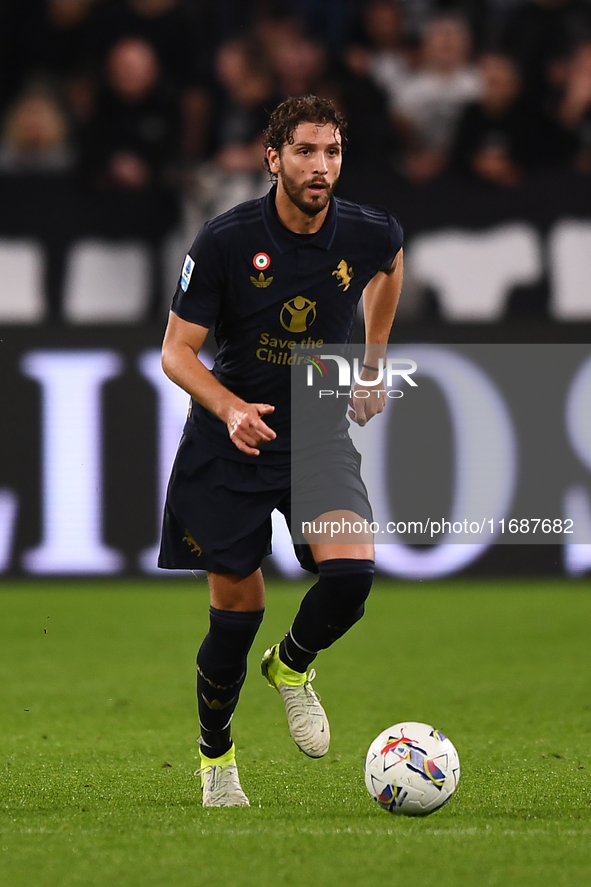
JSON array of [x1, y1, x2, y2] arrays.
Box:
[[183, 529, 202, 555], [332, 259, 353, 291]]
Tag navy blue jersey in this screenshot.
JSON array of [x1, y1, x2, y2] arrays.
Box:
[[172, 185, 403, 462]]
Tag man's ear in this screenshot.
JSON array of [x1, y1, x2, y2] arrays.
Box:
[[267, 147, 280, 175]]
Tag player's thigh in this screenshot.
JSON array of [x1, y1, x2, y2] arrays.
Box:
[[160, 436, 287, 576], [306, 509, 375, 564], [291, 437, 373, 541], [208, 569, 265, 612]]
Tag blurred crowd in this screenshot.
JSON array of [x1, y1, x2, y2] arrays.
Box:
[[1, 0, 591, 197]]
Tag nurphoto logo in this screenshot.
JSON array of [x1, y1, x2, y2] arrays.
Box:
[[304, 355, 418, 399]]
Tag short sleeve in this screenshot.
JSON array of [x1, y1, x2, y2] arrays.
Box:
[[171, 224, 225, 327], [379, 211, 404, 272]]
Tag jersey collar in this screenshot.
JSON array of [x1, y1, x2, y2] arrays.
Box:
[[262, 184, 337, 253]]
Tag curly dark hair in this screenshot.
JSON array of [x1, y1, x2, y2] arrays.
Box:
[[263, 95, 347, 177]]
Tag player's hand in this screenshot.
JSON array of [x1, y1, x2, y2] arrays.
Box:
[[348, 373, 386, 427], [226, 402, 276, 456]]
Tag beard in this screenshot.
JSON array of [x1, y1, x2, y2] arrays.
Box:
[[278, 162, 338, 216]]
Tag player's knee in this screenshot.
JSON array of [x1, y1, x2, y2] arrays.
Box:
[[317, 557, 374, 615], [208, 569, 265, 612], [198, 606, 265, 672], [290, 559, 374, 651]]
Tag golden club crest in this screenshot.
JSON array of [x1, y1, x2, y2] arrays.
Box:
[[332, 259, 353, 291], [250, 271, 274, 288]]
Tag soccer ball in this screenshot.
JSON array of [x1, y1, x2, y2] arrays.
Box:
[[364, 721, 460, 816]]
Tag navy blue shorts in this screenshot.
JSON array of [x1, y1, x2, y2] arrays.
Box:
[[158, 433, 372, 576]]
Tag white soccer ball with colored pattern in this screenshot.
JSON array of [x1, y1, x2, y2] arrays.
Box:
[[364, 721, 460, 816]]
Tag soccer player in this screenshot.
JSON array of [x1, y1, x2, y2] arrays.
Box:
[[159, 95, 403, 806]]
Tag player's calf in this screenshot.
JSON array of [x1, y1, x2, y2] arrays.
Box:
[[282, 558, 375, 671], [197, 606, 264, 758]]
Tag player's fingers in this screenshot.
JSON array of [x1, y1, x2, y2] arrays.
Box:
[[233, 439, 260, 456], [246, 418, 274, 442], [255, 403, 275, 415], [235, 418, 275, 447], [360, 392, 385, 424], [348, 394, 361, 424], [351, 404, 368, 427], [363, 404, 382, 423], [256, 427, 276, 441], [241, 404, 275, 440], [242, 423, 267, 445], [233, 413, 274, 440], [230, 429, 262, 455], [356, 392, 371, 425], [250, 411, 276, 440]]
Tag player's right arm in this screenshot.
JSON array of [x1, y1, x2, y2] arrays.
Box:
[[161, 311, 276, 456]]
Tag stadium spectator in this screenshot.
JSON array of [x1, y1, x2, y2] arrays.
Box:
[[284, 0, 358, 54], [324, 64, 403, 172], [29, 1, 98, 81], [187, 36, 277, 220], [0, 90, 74, 174], [0, 1, 46, 116], [254, 11, 400, 172], [206, 37, 276, 174], [81, 0, 205, 86], [393, 14, 481, 182], [500, 0, 591, 106], [79, 0, 210, 161], [555, 40, 591, 172], [276, 36, 330, 99], [450, 52, 568, 187], [259, 19, 330, 99], [344, 0, 411, 114], [396, 0, 491, 46], [78, 37, 181, 190], [254, 13, 307, 57]]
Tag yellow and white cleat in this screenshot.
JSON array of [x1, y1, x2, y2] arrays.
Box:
[[261, 644, 330, 758], [196, 743, 250, 807]]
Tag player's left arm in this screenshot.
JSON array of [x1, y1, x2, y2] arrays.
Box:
[[349, 249, 404, 426]]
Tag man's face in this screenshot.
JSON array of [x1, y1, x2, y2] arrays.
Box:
[[268, 121, 343, 216]]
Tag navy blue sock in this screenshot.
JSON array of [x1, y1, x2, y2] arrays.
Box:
[[197, 606, 264, 756], [279, 559, 374, 673]]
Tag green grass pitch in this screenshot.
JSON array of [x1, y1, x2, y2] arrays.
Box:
[[1, 579, 591, 887]]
